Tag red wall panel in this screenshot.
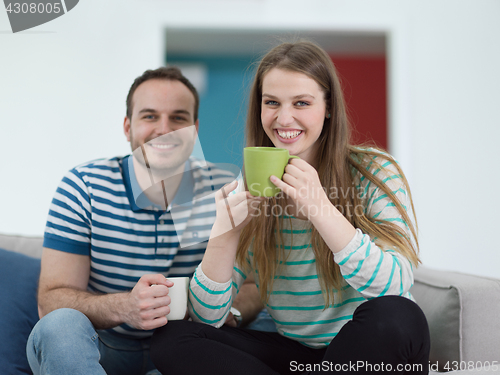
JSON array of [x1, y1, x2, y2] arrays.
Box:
[[329, 55, 387, 150]]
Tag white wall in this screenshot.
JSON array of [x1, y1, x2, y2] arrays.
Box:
[[1, 0, 499, 277], [408, 1, 500, 278], [0, 0, 165, 234]]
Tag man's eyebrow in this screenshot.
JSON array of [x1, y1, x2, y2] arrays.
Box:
[[138, 108, 158, 114], [137, 108, 192, 116], [171, 109, 191, 116]]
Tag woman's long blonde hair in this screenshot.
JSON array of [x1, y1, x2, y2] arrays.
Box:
[[236, 40, 419, 306]]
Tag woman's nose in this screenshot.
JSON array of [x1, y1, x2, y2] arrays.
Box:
[[277, 106, 294, 126]]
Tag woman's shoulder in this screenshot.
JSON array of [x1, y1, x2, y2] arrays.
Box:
[[349, 146, 400, 176], [349, 146, 405, 195], [349, 146, 396, 163]]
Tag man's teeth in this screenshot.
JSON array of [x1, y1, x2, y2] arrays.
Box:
[[277, 130, 302, 139], [150, 143, 176, 149]]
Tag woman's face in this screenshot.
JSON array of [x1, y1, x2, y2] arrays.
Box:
[[261, 68, 329, 165]]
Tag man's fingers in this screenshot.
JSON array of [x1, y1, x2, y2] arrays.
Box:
[[144, 314, 168, 330], [140, 273, 172, 287], [150, 296, 171, 309], [149, 284, 169, 297]]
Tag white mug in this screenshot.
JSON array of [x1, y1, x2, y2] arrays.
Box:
[[166, 277, 189, 320]]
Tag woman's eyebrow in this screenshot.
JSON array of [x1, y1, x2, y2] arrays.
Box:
[[292, 94, 315, 100], [262, 93, 315, 99]]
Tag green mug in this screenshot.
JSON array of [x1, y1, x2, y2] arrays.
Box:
[[244, 147, 299, 197]]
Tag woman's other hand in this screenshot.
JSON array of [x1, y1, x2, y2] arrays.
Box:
[[210, 180, 265, 240]]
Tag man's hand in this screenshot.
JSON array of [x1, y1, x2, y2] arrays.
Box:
[[224, 311, 238, 327], [223, 274, 263, 328], [38, 249, 178, 331], [124, 274, 174, 330]]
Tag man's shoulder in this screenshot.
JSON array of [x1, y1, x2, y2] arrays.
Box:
[[71, 156, 126, 177], [187, 157, 240, 198], [188, 157, 239, 179]]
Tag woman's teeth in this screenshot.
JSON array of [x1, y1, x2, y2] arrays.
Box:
[[277, 130, 302, 139]]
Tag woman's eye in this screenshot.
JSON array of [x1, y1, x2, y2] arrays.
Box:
[[295, 101, 309, 107], [264, 100, 279, 106]]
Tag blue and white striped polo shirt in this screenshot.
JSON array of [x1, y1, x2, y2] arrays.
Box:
[[43, 155, 237, 338]]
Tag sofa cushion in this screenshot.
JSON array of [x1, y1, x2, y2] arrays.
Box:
[[412, 266, 500, 372], [0, 233, 43, 258], [0, 248, 41, 374]]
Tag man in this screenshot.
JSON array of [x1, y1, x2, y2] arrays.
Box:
[[26, 67, 263, 375]]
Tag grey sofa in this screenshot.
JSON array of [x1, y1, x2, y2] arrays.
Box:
[[1, 232, 499, 374]]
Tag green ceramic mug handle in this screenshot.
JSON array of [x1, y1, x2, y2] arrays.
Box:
[[288, 155, 300, 160]]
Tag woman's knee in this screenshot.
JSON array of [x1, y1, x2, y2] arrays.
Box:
[[355, 296, 429, 343], [150, 321, 210, 365], [357, 296, 424, 320], [151, 320, 197, 348]]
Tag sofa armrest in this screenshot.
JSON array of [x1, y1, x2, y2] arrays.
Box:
[[412, 266, 500, 372], [0, 233, 43, 258]]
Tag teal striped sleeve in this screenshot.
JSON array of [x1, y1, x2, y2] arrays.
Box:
[[188, 262, 247, 328], [334, 155, 414, 300]]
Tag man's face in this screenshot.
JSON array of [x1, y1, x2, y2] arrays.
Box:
[[124, 79, 199, 175]]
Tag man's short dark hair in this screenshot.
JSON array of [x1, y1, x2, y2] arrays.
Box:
[[126, 66, 200, 121]]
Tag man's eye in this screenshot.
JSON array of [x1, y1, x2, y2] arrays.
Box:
[[144, 115, 155, 120]]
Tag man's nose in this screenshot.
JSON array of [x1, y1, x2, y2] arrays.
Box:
[[157, 117, 174, 135]]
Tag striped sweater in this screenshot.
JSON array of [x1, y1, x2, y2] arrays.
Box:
[[189, 153, 415, 348]]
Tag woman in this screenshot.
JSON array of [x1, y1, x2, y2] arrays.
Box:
[[151, 41, 430, 374]]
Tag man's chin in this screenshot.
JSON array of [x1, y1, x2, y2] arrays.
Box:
[[148, 160, 186, 178]]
